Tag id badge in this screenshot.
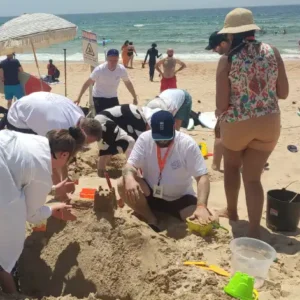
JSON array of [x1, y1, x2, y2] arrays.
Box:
[[153, 185, 164, 199]]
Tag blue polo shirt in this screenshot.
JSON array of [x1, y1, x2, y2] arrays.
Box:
[[0, 58, 21, 86]]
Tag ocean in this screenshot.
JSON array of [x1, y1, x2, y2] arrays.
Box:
[[1, 5, 300, 62]]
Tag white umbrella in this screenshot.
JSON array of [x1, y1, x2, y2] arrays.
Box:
[[0, 13, 77, 55], [0, 13, 77, 92]]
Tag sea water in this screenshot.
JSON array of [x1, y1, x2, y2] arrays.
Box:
[[1, 5, 300, 62]]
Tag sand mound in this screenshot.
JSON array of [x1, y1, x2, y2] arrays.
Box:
[[69, 149, 126, 179], [7, 188, 300, 300], [18, 194, 233, 300]]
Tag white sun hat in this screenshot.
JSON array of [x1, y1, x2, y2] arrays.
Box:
[[218, 8, 260, 34]]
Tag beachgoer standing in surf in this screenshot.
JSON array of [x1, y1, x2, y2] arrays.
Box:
[[127, 42, 137, 69]]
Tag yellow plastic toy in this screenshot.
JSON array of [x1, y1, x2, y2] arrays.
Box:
[[198, 142, 208, 157], [186, 217, 214, 237], [184, 262, 259, 299], [186, 218, 229, 237], [184, 261, 230, 277]]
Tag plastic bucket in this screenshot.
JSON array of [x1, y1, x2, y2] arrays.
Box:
[[267, 188, 300, 232], [230, 238, 276, 289]]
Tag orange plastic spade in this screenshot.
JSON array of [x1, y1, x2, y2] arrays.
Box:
[[81, 188, 97, 194], [79, 193, 95, 200], [80, 188, 97, 200]]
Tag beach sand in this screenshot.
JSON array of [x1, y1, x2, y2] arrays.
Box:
[[1, 60, 300, 299]]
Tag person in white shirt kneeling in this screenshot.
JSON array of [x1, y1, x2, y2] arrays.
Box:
[[0, 127, 84, 293], [146, 88, 192, 130], [117, 110, 215, 231]]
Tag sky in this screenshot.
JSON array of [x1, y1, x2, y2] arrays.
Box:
[[1, 0, 300, 16]]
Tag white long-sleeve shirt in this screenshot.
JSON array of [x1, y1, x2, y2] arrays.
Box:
[[146, 89, 185, 116], [7, 92, 84, 136], [0, 130, 53, 273]]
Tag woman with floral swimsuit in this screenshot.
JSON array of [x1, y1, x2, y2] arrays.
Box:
[[216, 8, 289, 238]]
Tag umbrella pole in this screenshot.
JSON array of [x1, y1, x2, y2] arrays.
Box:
[[64, 49, 67, 97], [30, 40, 43, 91]]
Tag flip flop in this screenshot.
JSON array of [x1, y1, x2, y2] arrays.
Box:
[[288, 145, 298, 153]]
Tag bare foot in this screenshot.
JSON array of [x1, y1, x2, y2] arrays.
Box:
[[217, 208, 239, 221], [211, 164, 224, 173], [248, 227, 261, 239], [211, 164, 219, 171]]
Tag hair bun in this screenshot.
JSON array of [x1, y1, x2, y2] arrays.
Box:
[[68, 127, 81, 140]]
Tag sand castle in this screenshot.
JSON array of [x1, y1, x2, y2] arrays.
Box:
[[15, 183, 236, 300], [94, 186, 117, 213]]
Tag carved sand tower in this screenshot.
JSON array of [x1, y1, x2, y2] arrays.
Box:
[[94, 186, 117, 214]]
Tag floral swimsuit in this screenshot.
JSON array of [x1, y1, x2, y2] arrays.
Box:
[[221, 42, 280, 123]]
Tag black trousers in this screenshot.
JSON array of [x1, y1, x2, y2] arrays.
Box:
[[149, 62, 156, 80], [93, 97, 119, 114], [0, 263, 20, 291], [0, 114, 36, 134]]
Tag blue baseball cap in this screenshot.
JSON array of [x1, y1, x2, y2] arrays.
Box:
[[107, 49, 119, 57], [151, 110, 175, 141]]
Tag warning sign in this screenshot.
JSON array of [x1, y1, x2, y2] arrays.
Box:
[[82, 30, 98, 67], [85, 43, 95, 56]]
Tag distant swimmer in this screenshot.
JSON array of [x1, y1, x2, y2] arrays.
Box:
[[260, 28, 267, 35], [155, 49, 186, 92], [143, 43, 162, 82]]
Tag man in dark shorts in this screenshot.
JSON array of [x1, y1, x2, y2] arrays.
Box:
[[143, 43, 162, 81], [117, 110, 215, 232], [0, 54, 25, 109], [95, 104, 154, 176], [75, 49, 138, 114]]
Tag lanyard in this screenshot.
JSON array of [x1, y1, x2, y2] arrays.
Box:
[[156, 142, 173, 185]]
